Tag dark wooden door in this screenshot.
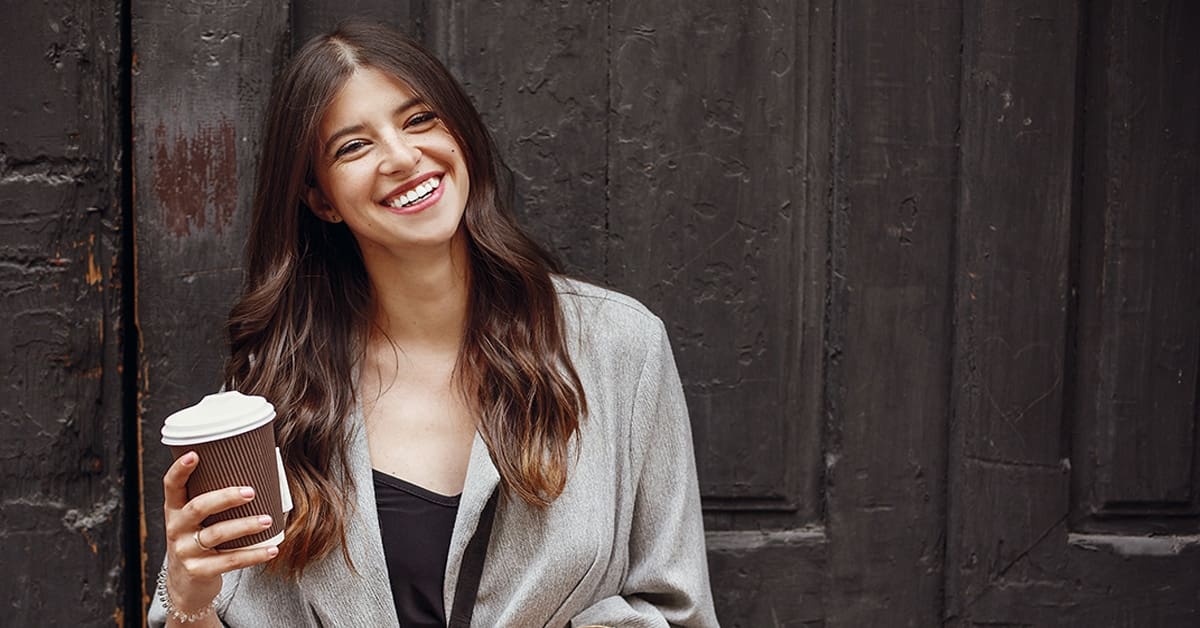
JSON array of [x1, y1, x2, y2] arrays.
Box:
[[3, 0, 1198, 625], [946, 2, 1200, 625]]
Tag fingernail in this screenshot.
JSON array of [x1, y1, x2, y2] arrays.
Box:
[[266, 546, 279, 557], [240, 487, 255, 498], [182, 452, 197, 465], [258, 515, 272, 527]]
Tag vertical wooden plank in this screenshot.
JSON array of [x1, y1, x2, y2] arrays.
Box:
[[607, 0, 831, 621], [609, 0, 811, 508], [131, 0, 289, 615], [430, 0, 609, 277], [945, 0, 1079, 623], [939, 1, 1200, 625], [827, 1, 958, 625], [0, 0, 127, 624], [1075, 0, 1200, 520]]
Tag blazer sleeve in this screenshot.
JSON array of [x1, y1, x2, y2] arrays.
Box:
[[570, 318, 719, 628]]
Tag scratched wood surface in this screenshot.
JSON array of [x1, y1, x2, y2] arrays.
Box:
[[946, 1, 1080, 622], [131, 0, 289, 612], [431, 0, 610, 279], [1073, 0, 1200, 531], [0, 1, 129, 625], [826, 2, 960, 625], [602, 2, 830, 623], [946, 1, 1200, 626]]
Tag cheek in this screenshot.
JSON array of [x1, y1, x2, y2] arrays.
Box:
[[325, 165, 372, 201]]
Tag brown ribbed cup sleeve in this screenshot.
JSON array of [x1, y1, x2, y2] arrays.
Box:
[[170, 422, 285, 550]]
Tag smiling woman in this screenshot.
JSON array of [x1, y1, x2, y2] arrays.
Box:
[[148, 18, 717, 628], [307, 68, 470, 255]]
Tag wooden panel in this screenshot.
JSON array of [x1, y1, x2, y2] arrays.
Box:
[[706, 531, 826, 627], [827, 1, 958, 625], [132, 0, 289, 610], [429, 0, 609, 277], [0, 0, 128, 624], [965, 537, 1200, 628], [607, 0, 818, 513], [945, 2, 1198, 625], [946, 0, 1080, 621], [1074, 0, 1200, 527]]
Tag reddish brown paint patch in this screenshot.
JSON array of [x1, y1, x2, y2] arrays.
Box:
[[152, 119, 237, 237]]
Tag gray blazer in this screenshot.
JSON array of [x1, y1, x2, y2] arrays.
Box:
[[150, 279, 718, 627]]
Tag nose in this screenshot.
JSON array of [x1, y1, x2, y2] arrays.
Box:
[[378, 130, 421, 175]]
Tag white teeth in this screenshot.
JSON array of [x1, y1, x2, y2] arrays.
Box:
[[387, 176, 441, 208]]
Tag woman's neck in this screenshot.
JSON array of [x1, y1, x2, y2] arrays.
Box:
[[360, 233, 470, 355]]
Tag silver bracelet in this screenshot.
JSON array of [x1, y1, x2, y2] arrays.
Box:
[[156, 564, 217, 623]]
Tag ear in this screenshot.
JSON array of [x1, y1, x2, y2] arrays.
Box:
[[305, 186, 342, 223]]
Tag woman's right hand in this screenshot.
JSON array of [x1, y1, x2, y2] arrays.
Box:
[[161, 451, 280, 614]]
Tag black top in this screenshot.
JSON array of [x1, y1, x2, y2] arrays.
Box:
[[372, 469, 461, 627]]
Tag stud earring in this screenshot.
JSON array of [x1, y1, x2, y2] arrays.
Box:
[[330, 214, 343, 223]]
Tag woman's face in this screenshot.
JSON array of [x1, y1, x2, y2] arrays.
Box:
[[308, 66, 470, 259]]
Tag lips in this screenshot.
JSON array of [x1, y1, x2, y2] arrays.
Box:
[[381, 173, 442, 210]]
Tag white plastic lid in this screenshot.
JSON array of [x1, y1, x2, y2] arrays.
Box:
[[161, 391, 276, 446]]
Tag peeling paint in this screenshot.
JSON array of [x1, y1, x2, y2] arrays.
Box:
[[61, 487, 120, 533], [152, 118, 237, 237], [86, 234, 102, 285]]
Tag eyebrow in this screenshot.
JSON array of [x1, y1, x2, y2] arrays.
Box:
[[321, 97, 424, 157]]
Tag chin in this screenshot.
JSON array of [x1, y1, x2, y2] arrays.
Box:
[[404, 227, 465, 250]]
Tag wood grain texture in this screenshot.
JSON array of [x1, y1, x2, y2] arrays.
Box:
[[826, 2, 959, 625], [947, 2, 1200, 625], [0, 0, 127, 624], [946, 1, 1080, 622], [608, 0, 816, 517], [705, 530, 826, 627], [132, 0, 289, 607], [1074, 0, 1200, 527], [430, 0, 609, 278]]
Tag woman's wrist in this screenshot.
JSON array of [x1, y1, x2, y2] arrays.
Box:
[[156, 564, 217, 623]]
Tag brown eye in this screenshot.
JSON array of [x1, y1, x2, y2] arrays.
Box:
[[406, 111, 439, 129], [335, 139, 368, 158]]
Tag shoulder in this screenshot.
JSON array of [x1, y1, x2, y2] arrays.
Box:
[[551, 275, 672, 394], [552, 275, 666, 343]]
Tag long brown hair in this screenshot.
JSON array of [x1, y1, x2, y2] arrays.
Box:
[[225, 19, 587, 577]]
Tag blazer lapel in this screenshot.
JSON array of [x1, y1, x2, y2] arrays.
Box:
[[442, 432, 501, 616], [298, 418, 399, 627]]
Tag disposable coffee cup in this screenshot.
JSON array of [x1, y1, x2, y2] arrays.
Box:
[[161, 391, 293, 551]]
